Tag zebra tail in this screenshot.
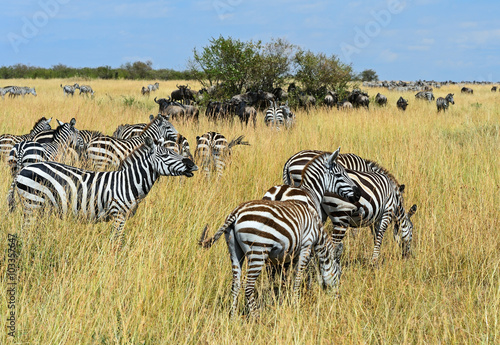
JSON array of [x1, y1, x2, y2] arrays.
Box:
[[7, 179, 17, 213], [199, 213, 237, 249], [228, 135, 250, 149]]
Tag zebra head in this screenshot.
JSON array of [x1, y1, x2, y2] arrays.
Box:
[[445, 93, 455, 104], [321, 242, 343, 289], [145, 137, 198, 177], [393, 184, 417, 258], [55, 118, 80, 148], [157, 114, 178, 142], [324, 147, 361, 203]]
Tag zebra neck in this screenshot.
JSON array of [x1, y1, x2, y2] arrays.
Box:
[[121, 153, 158, 199], [300, 161, 328, 215]]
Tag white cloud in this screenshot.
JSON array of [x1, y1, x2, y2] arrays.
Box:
[[422, 38, 434, 45], [460, 21, 478, 29], [379, 49, 398, 62]]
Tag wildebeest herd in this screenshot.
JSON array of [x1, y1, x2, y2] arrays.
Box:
[[3, 79, 490, 317]]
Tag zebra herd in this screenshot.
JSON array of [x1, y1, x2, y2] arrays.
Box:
[[0, 86, 37, 98]]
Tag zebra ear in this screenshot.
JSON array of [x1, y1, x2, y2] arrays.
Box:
[[408, 204, 417, 217], [149, 114, 155, 121], [327, 147, 340, 168], [57, 119, 63, 126], [70, 118, 76, 127], [333, 243, 343, 260], [47, 117, 52, 124], [399, 184, 405, 193]]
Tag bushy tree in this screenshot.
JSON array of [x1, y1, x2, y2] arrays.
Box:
[[359, 69, 378, 82]]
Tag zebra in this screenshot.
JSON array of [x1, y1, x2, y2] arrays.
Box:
[[0, 117, 53, 158], [85, 115, 178, 170], [79, 85, 94, 96], [266, 150, 417, 262], [264, 100, 285, 129], [61, 83, 80, 96], [141, 86, 150, 96], [162, 134, 193, 161], [8, 86, 37, 98], [112, 115, 155, 140], [436, 93, 455, 112], [7, 118, 82, 176], [8, 137, 198, 247], [148, 82, 159, 92], [0, 87, 14, 99], [198, 150, 359, 317], [194, 132, 249, 178], [415, 91, 435, 101], [280, 101, 296, 129]]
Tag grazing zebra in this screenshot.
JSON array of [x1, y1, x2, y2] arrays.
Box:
[[8, 137, 198, 247], [264, 100, 285, 129], [0, 117, 52, 158], [268, 150, 417, 261], [85, 115, 177, 170], [397, 97, 408, 111], [199, 150, 359, 317], [1, 87, 13, 98], [112, 115, 155, 140], [61, 83, 80, 96], [148, 82, 159, 92], [436, 93, 455, 112], [7, 118, 82, 176], [79, 85, 94, 96], [162, 134, 193, 161], [194, 132, 249, 178], [415, 91, 435, 101], [375, 93, 387, 106], [8, 86, 37, 98]]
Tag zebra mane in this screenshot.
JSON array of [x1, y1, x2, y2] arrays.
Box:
[[33, 117, 49, 127], [139, 116, 159, 135], [363, 158, 401, 188], [301, 152, 330, 181], [117, 142, 149, 169]]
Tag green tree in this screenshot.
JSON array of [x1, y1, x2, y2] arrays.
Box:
[[359, 69, 378, 82]]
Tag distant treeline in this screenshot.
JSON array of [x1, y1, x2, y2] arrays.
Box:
[[0, 61, 196, 80]]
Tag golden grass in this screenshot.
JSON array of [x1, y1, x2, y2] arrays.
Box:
[[0, 79, 499, 344]]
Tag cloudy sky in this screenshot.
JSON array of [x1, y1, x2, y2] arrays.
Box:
[[1, 0, 499, 81]]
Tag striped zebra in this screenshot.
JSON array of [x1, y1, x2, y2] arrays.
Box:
[[85, 115, 177, 170], [198, 150, 359, 317], [0, 117, 52, 158], [266, 150, 417, 261], [61, 83, 80, 96], [436, 93, 455, 112], [148, 82, 160, 92], [8, 86, 37, 98], [8, 137, 198, 247], [162, 134, 193, 160], [264, 100, 285, 129], [1, 87, 13, 99], [194, 132, 249, 178], [7, 118, 82, 176], [79, 85, 94, 96], [112, 115, 155, 140]]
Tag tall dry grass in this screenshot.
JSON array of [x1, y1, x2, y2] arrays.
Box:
[[0, 79, 499, 344]]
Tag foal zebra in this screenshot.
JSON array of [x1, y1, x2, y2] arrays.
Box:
[[79, 85, 94, 96], [85, 114, 177, 170], [7, 118, 82, 176], [436, 93, 455, 112], [61, 83, 80, 96], [112, 115, 155, 140], [194, 132, 249, 178], [0, 117, 53, 158], [268, 150, 417, 261], [8, 137, 198, 246], [199, 150, 358, 317]]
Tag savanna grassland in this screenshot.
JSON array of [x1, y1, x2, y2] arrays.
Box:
[[0, 79, 499, 344]]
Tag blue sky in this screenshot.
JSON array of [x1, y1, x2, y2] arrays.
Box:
[[1, 0, 499, 81]]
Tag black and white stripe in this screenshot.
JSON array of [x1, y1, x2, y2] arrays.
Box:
[[162, 134, 193, 161], [79, 85, 94, 96], [436, 93, 455, 112], [268, 150, 417, 261], [85, 115, 178, 170], [8, 137, 198, 246], [148, 82, 159, 92], [112, 115, 155, 140], [264, 100, 285, 129], [194, 132, 249, 178], [199, 150, 358, 317], [0, 117, 52, 158], [61, 83, 80, 96], [8, 118, 82, 176], [7, 86, 37, 98]]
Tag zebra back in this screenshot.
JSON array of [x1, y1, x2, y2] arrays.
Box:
[[264, 101, 285, 129], [163, 133, 193, 160], [0, 117, 52, 158], [112, 115, 155, 140]]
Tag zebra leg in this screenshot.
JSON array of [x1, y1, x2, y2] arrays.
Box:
[[372, 214, 392, 262], [330, 225, 348, 244], [112, 214, 127, 249], [224, 231, 244, 318], [292, 245, 313, 301], [244, 251, 268, 317]]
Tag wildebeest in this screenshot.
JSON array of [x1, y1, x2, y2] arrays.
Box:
[[337, 100, 353, 110], [436, 93, 455, 112], [491, 86, 497, 92], [375, 93, 387, 106], [396, 96, 408, 111], [272, 87, 288, 102], [171, 84, 195, 105], [236, 100, 257, 128], [230, 91, 259, 106], [461, 87, 473, 94], [298, 92, 316, 108], [154, 97, 199, 122], [324, 90, 338, 108], [415, 91, 435, 101], [348, 89, 369, 109]]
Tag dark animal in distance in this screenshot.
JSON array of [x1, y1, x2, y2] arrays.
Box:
[[396, 97, 408, 111], [461, 87, 473, 94], [375, 93, 387, 106]]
